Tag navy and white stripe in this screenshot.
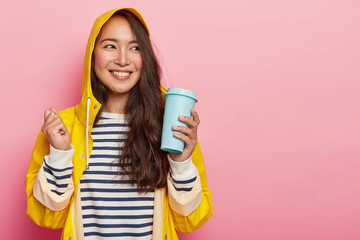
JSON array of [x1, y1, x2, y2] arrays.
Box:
[[170, 173, 197, 192], [80, 112, 154, 240], [43, 158, 73, 195]]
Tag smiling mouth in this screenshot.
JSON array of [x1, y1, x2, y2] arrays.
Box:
[[112, 71, 131, 77]]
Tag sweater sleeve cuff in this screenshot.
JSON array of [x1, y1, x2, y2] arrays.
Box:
[[46, 144, 75, 169], [167, 154, 197, 180]]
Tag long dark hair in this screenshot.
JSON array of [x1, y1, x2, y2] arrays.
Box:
[[91, 9, 169, 193]]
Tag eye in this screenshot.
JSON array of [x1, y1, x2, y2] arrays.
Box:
[[130, 46, 140, 51], [104, 44, 116, 49]]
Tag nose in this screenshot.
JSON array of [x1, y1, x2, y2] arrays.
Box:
[[114, 50, 130, 66]]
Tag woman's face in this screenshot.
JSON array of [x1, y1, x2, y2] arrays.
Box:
[[94, 15, 143, 102]]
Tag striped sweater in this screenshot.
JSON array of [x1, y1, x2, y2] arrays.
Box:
[[42, 112, 198, 239]]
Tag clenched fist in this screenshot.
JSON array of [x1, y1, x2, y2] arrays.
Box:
[[41, 107, 71, 151]]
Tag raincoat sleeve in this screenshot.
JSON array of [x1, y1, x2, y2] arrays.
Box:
[[26, 130, 74, 229], [168, 155, 198, 193], [167, 142, 213, 233]]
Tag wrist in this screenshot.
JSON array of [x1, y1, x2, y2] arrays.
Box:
[[167, 154, 196, 179], [52, 143, 71, 151], [63, 144, 72, 151], [169, 152, 189, 162]]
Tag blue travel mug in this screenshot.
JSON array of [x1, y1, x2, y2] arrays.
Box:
[[161, 87, 198, 153]]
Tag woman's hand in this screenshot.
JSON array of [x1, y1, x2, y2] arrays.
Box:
[[169, 109, 200, 162], [41, 107, 71, 151]]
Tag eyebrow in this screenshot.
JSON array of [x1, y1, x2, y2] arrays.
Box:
[[100, 38, 118, 43], [100, 38, 139, 44]]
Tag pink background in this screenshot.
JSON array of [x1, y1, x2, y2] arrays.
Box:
[[1, 0, 359, 239]]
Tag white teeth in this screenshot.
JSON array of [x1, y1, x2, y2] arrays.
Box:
[[113, 71, 130, 77]]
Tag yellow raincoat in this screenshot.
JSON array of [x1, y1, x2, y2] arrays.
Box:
[[25, 7, 213, 240]]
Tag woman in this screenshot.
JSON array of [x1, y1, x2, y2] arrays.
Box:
[[25, 7, 212, 240]]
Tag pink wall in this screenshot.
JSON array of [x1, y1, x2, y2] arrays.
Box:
[[1, 0, 359, 239]]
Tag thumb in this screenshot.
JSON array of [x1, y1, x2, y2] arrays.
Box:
[[49, 106, 60, 116], [44, 109, 51, 121]]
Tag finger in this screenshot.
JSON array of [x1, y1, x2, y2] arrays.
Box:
[[44, 105, 59, 120], [190, 108, 200, 124], [49, 106, 60, 116], [44, 109, 51, 121], [58, 122, 68, 134], [43, 110, 59, 125], [173, 132, 191, 145], [178, 115, 198, 129], [42, 117, 60, 134], [42, 116, 66, 135], [172, 125, 194, 138], [173, 132, 196, 150], [45, 123, 67, 138]]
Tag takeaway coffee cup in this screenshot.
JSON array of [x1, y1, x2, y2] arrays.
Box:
[[161, 87, 198, 153]]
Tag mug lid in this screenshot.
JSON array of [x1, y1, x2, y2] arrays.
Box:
[[164, 87, 198, 102]]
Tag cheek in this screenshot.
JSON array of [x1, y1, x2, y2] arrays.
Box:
[[133, 54, 143, 71], [94, 49, 108, 73]]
